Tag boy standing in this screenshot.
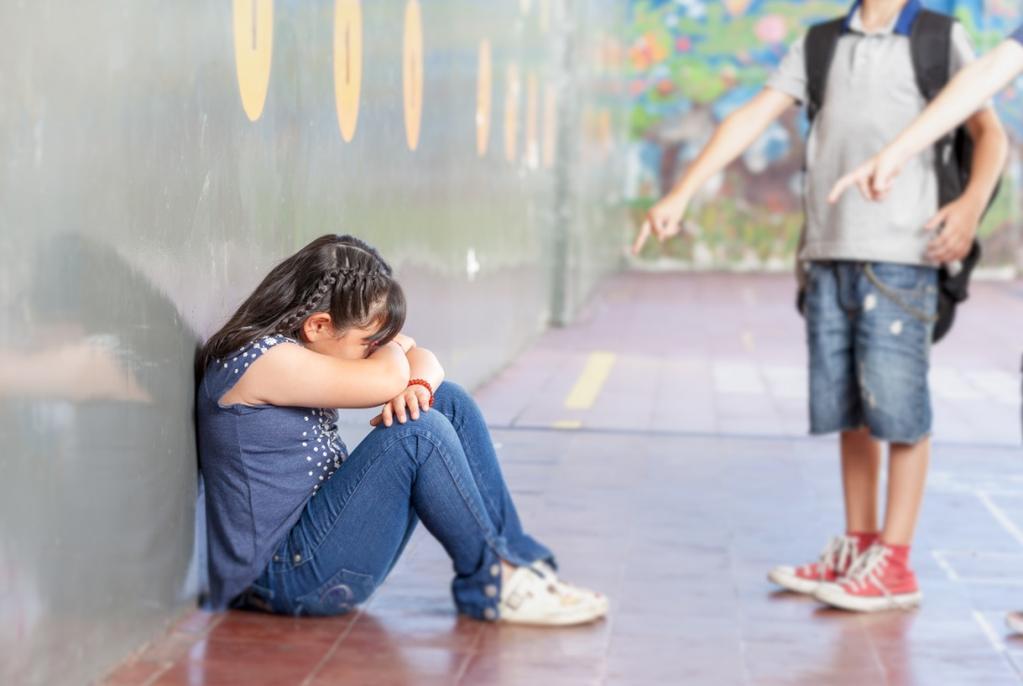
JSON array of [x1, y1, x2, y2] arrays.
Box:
[[829, 21, 1023, 627], [635, 0, 1006, 611]]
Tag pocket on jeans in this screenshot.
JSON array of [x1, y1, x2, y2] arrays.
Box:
[[865, 263, 938, 326], [866, 263, 933, 295], [293, 568, 376, 617]]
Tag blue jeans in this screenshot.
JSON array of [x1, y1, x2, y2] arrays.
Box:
[[806, 261, 938, 444], [241, 382, 553, 620]]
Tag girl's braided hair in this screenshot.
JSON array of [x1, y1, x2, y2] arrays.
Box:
[[198, 235, 406, 373]]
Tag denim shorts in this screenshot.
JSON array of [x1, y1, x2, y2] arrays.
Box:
[[805, 261, 939, 444]]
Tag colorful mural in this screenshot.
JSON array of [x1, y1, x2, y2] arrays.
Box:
[[626, 0, 1023, 272]]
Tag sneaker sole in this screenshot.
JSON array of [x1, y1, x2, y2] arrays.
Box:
[[767, 568, 823, 595], [499, 605, 608, 627], [814, 584, 922, 612]]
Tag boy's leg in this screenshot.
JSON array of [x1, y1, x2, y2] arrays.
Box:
[[769, 262, 869, 594], [814, 262, 937, 611], [811, 267, 881, 543], [805, 263, 862, 440], [856, 262, 938, 547], [881, 438, 931, 545], [841, 427, 881, 534]]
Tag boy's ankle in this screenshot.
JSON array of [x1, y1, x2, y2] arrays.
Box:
[[878, 540, 911, 568], [847, 530, 879, 553]]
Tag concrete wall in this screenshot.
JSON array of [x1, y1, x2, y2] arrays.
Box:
[[0, 1, 627, 684]]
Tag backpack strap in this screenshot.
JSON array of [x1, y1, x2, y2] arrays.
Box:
[[908, 9, 987, 337], [797, 17, 844, 317], [909, 9, 952, 101], [909, 10, 962, 207], [804, 18, 846, 124]]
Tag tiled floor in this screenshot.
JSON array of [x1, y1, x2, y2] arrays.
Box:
[[102, 273, 1023, 685]]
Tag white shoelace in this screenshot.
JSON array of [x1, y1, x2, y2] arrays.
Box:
[[841, 544, 915, 611], [844, 544, 889, 592], [802, 535, 857, 580]]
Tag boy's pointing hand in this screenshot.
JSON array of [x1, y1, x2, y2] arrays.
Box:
[[829, 150, 905, 204], [632, 194, 689, 255]]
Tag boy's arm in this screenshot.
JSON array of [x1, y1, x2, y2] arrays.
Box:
[[830, 39, 1023, 202], [924, 105, 1007, 263], [632, 87, 796, 254]]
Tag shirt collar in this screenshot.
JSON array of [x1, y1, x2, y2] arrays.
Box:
[[843, 0, 922, 37]]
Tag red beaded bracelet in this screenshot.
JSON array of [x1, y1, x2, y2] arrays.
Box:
[[408, 379, 435, 407]]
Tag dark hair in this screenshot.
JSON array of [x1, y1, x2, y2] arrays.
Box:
[[198, 234, 405, 373]]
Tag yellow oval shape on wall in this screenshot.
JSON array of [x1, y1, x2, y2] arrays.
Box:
[[543, 82, 557, 169], [403, 0, 424, 151], [334, 0, 363, 142], [476, 40, 492, 157], [504, 63, 520, 163], [233, 0, 274, 122]]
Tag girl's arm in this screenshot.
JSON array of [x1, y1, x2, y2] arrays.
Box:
[[632, 88, 797, 254], [831, 39, 1023, 202], [230, 340, 411, 409], [371, 346, 445, 427], [407, 346, 444, 390]]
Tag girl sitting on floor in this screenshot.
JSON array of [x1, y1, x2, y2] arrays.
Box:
[[196, 233, 607, 625]]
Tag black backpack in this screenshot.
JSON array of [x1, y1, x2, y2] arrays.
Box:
[[800, 9, 999, 343]]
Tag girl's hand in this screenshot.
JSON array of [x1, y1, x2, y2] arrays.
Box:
[[632, 193, 689, 255], [370, 384, 432, 427]]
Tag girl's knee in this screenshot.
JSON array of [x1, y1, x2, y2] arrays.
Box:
[[434, 381, 482, 420], [435, 380, 470, 405], [376, 409, 459, 448], [411, 408, 459, 440]]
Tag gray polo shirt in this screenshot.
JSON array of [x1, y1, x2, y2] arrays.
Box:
[[767, 10, 976, 266]]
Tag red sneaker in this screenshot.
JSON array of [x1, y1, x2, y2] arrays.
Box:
[[814, 543, 921, 612], [768, 535, 861, 594]]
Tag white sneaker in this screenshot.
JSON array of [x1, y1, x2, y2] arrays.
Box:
[[530, 560, 609, 615], [498, 565, 608, 626]]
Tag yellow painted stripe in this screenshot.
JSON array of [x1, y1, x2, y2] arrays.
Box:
[[563, 351, 616, 410], [551, 419, 583, 430]]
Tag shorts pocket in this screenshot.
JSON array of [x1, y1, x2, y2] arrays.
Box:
[[866, 263, 934, 295], [864, 263, 938, 324], [292, 568, 376, 617]]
